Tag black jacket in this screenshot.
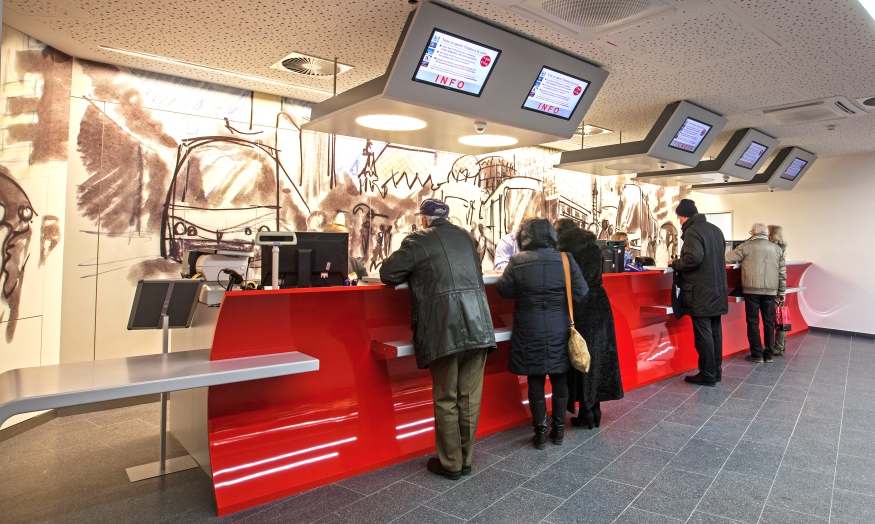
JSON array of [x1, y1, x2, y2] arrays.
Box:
[[496, 220, 587, 376], [671, 214, 728, 317], [380, 218, 496, 369], [558, 229, 624, 410]]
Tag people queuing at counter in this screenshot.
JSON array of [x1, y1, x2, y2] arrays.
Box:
[[381, 197, 791, 480]]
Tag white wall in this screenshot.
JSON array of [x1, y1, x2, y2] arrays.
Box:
[[692, 151, 875, 335]]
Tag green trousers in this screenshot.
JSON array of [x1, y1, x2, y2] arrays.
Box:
[[775, 330, 786, 352], [428, 348, 488, 472]]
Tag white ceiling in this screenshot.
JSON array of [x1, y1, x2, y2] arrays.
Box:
[[6, 0, 875, 158]]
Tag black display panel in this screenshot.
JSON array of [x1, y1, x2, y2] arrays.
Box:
[[412, 28, 501, 97], [734, 141, 768, 170], [521, 66, 590, 120], [780, 157, 808, 181], [668, 117, 713, 154]]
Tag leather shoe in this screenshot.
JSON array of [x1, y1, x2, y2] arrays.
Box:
[[461, 464, 472, 476], [427, 458, 462, 480], [684, 373, 716, 387], [746, 355, 765, 363]]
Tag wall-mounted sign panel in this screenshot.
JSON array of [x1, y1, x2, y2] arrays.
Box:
[[691, 146, 817, 194], [303, 2, 609, 155], [555, 101, 728, 175], [635, 128, 779, 187]]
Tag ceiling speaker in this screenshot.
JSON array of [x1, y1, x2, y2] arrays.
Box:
[[270, 53, 353, 77], [540, 0, 651, 27]]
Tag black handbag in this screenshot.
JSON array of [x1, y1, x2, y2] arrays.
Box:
[[671, 272, 685, 320]]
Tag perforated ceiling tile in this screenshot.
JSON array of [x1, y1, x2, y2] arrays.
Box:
[[4, 0, 875, 158]]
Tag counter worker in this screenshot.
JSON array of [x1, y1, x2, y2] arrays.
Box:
[[323, 223, 368, 280], [611, 231, 634, 265], [380, 198, 497, 480], [669, 199, 728, 387], [493, 214, 538, 271], [725, 223, 786, 363]]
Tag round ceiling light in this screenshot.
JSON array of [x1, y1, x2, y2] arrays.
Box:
[[605, 163, 651, 171], [355, 115, 426, 131], [458, 134, 518, 147]]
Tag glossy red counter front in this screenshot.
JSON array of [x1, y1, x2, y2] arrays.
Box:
[[206, 263, 810, 515]]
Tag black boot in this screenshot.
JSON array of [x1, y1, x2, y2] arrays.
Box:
[[550, 397, 568, 445], [530, 399, 548, 450], [571, 406, 594, 429], [592, 402, 602, 428]]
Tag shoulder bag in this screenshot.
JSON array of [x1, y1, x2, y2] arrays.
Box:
[[561, 253, 591, 373]]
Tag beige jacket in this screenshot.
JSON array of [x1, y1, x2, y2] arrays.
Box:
[[725, 235, 787, 296]]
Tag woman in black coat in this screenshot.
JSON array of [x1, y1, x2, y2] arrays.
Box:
[[557, 227, 625, 429], [497, 219, 587, 449]]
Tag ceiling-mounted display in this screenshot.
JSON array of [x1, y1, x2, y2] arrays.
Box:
[[522, 66, 589, 120], [412, 29, 501, 97], [668, 118, 712, 153], [780, 158, 808, 181], [734, 141, 768, 170], [691, 146, 817, 194]]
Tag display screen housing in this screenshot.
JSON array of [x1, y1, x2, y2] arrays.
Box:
[[521, 66, 590, 120], [412, 28, 501, 97], [734, 141, 768, 170], [780, 157, 808, 181], [667, 117, 713, 154]]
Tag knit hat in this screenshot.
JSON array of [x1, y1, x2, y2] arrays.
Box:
[[419, 198, 450, 217], [675, 199, 698, 217]]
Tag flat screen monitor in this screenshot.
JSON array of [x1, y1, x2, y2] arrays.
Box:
[[412, 28, 501, 97], [734, 141, 768, 170], [596, 240, 625, 274], [780, 157, 808, 181], [260, 232, 349, 288], [667, 117, 713, 154], [521, 66, 590, 120]]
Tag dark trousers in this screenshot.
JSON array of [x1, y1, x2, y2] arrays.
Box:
[[527, 373, 568, 403], [745, 294, 777, 359], [691, 315, 723, 381]]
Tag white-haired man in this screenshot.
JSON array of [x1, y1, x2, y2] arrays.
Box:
[[726, 223, 787, 363]]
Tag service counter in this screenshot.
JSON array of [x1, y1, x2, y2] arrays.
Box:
[[187, 262, 810, 515]]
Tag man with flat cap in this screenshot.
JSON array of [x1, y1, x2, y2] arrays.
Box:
[[381, 199, 496, 480], [669, 199, 728, 386]]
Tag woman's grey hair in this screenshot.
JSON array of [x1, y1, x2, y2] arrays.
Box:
[[768, 225, 787, 249], [423, 215, 440, 226], [751, 223, 769, 236]]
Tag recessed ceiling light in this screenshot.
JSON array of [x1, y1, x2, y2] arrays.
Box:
[[356, 115, 426, 131], [458, 135, 518, 147]]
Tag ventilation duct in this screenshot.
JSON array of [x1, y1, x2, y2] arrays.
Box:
[[758, 96, 864, 125], [270, 53, 353, 77]]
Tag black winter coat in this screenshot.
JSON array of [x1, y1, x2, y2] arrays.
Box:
[[496, 220, 587, 376], [671, 214, 728, 317], [380, 218, 497, 369], [558, 230, 624, 411]]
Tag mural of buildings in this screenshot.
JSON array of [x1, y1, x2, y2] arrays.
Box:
[[0, 24, 685, 371]]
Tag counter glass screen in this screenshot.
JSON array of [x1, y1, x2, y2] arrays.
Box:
[[521, 66, 590, 120], [412, 29, 501, 97], [668, 117, 713, 154], [734, 141, 768, 170], [780, 157, 808, 181]]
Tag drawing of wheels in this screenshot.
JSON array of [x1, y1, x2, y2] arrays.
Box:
[[174, 222, 187, 236], [187, 225, 198, 236]]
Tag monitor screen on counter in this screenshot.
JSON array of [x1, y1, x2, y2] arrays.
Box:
[[521, 66, 590, 120], [412, 29, 501, 97], [668, 117, 713, 154], [780, 157, 808, 181], [734, 141, 768, 170]]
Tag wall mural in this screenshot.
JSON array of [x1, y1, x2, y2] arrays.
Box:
[[0, 25, 685, 361]]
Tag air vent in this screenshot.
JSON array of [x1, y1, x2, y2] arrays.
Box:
[[270, 53, 353, 77], [540, 0, 651, 27], [856, 96, 875, 110], [758, 96, 863, 125]]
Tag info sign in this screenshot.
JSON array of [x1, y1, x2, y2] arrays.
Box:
[[522, 66, 590, 120], [413, 29, 501, 97], [668, 117, 713, 154], [780, 158, 808, 181], [734, 141, 768, 170]]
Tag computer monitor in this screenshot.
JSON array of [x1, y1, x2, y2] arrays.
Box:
[[725, 240, 745, 254], [596, 240, 625, 274], [260, 232, 349, 288]]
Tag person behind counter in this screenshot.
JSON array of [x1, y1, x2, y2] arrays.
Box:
[[769, 225, 789, 355], [323, 223, 368, 280], [726, 223, 786, 364], [493, 214, 538, 271], [611, 231, 634, 266], [669, 199, 728, 387], [557, 226, 624, 429], [496, 219, 587, 449], [380, 199, 497, 480]]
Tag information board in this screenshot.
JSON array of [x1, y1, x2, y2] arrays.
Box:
[[521, 66, 590, 120], [780, 158, 808, 181], [734, 141, 768, 169], [668, 117, 713, 153], [412, 29, 501, 97]]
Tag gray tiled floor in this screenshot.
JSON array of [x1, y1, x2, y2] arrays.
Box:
[[1, 332, 874, 523]]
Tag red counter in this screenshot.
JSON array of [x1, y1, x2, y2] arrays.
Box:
[[206, 263, 810, 515]]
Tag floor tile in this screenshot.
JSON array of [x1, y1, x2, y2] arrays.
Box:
[[781, 436, 838, 475], [663, 398, 718, 428], [741, 416, 796, 448], [423, 467, 528, 520], [596, 400, 639, 426], [615, 507, 684, 523], [390, 506, 464, 524], [687, 510, 745, 523], [799, 397, 843, 421], [467, 487, 562, 523], [668, 438, 734, 477], [522, 454, 610, 499], [571, 427, 641, 462], [637, 421, 700, 453], [476, 425, 536, 457], [639, 391, 694, 412], [728, 383, 773, 402], [597, 445, 675, 488], [843, 408, 875, 433], [715, 398, 763, 421], [839, 428, 875, 460], [830, 489, 875, 524], [492, 439, 573, 477], [545, 477, 641, 524], [404, 452, 502, 492], [260, 484, 365, 524], [694, 416, 751, 446], [743, 373, 781, 387], [631, 467, 713, 520], [759, 506, 827, 524], [622, 385, 663, 403], [842, 391, 875, 413], [723, 440, 785, 480], [609, 407, 668, 435], [758, 400, 804, 423], [337, 456, 428, 495], [334, 481, 439, 524], [766, 465, 834, 517], [697, 470, 772, 523], [834, 453, 875, 496], [791, 416, 842, 445]]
